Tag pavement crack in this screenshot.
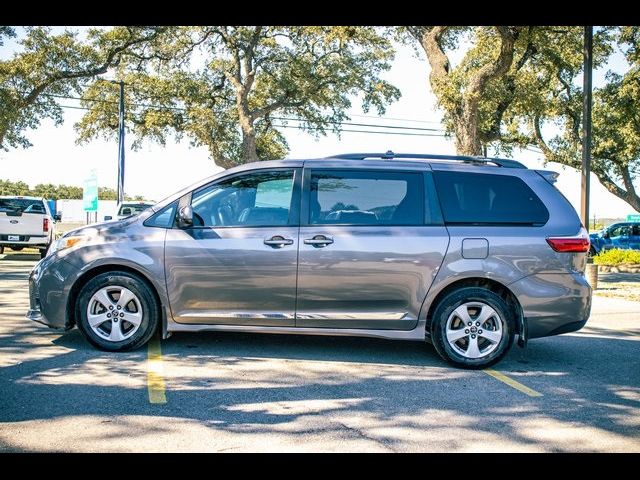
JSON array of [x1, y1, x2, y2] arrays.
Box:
[[335, 420, 395, 452]]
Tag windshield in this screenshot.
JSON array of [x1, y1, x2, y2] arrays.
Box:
[[118, 204, 152, 216], [0, 198, 46, 214]]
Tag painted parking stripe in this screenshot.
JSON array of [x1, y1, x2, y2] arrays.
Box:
[[147, 336, 167, 404], [484, 369, 543, 397]]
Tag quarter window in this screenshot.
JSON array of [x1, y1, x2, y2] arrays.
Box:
[[309, 170, 424, 226], [144, 202, 177, 228]]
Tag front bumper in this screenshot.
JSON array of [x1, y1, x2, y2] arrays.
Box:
[[509, 272, 592, 339], [27, 256, 80, 329]]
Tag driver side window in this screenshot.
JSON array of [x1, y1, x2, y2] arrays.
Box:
[[191, 170, 294, 227], [609, 225, 629, 237]]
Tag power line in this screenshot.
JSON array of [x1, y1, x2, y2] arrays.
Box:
[[47, 93, 447, 133], [349, 113, 443, 125], [56, 103, 449, 138], [272, 124, 448, 137], [270, 117, 443, 132]]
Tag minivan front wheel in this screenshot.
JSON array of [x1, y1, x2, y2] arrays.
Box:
[[431, 287, 514, 369], [76, 271, 159, 351]]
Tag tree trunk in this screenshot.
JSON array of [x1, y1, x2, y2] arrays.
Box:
[[240, 125, 258, 162], [414, 26, 519, 158], [454, 115, 483, 156]]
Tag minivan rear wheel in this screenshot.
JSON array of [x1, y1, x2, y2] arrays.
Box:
[[430, 287, 514, 369], [76, 271, 159, 351]]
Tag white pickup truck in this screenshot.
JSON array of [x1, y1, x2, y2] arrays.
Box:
[[0, 196, 60, 258]]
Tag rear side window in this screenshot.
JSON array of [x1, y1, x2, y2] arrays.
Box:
[[0, 198, 45, 214], [309, 170, 424, 226], [433, 171, 549, 226]]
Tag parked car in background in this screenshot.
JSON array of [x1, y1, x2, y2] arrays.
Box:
[[0, 196, 60, 258], [104, 202, 154, 221], [589, 222, 640, 255], [27, 152, 591, 368]]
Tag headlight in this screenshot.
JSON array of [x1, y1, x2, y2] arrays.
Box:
[[50, 235, 88, 255]]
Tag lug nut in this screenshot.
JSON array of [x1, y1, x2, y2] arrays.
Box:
[[107, 313, 111, 318], [120, 313, 124, 317], [465, 329, 469, 334], [471, 334, 476, 339], [467, 322, 472, 326], [113, 318, 118, 322], [478, 329, 483, 334], [117, 306, 122, 310], [109, 306, 114, 310], [476, 322, 480, 326]]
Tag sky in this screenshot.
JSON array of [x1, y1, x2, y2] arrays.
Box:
[[1, 27, 638, 220]]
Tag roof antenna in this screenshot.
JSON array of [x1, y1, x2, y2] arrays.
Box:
[[382, 150, 395, 159]]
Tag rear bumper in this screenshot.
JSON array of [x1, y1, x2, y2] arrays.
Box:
[[1, 235, 49, 248], [509, 272, 592, 339]]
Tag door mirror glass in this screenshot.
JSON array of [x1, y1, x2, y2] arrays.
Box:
[[53, 213, 62, 222], [177, 205, 194, 228], [104, 215, 113, 221], [120, 207, 132, 216]]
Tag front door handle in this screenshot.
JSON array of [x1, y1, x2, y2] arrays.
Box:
[[264, 235, 294, 248], [304, 235, 334, 247]]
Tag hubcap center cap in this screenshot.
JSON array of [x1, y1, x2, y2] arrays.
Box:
[[470, 326, 477, 333]]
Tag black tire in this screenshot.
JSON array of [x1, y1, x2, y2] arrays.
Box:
[[0, 246, 4, 255], [430, 287, 515, 369], [39, 248, 47, 259], [76, 271, 160, 351], [12, 246, 24, 251]]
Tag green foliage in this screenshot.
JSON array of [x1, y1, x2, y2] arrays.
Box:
[[0, 178, 30, 195], [593, 248, 640, 265], [405, 26, 640, 211], [74, 26, 400, 166], [0, 26, 168, 150], [0, 179, 142, 200]]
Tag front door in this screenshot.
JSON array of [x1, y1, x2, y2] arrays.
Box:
[[165, 168, 300, 326], [296, 168, 449, 330]]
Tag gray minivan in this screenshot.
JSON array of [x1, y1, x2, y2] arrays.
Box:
[[27, 152, 592, 368]]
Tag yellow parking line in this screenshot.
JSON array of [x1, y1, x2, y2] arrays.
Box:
[[147, 336, 167, 404], [484, 369, 543, 397]]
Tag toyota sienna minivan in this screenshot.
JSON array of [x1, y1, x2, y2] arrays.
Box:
[[27, 152, 592, 368]]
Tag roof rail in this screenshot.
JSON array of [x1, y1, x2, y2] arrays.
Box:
[[326, 151, 527, 169]]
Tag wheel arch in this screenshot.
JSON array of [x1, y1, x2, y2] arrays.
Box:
[[424, 277, 524, 338], [67, 264, 166, 336]]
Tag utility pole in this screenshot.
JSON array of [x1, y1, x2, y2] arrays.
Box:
[[115, 80, 126, 205], [581, 26, 593, 230]]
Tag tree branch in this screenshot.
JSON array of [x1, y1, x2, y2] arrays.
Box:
[[21, 27, 168, 107], [466, 27, 519, 102]]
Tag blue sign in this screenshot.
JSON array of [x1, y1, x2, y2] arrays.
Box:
[[83, 172, 98, 212]]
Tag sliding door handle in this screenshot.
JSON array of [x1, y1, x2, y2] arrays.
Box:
[[264, 236, 294, 248], [303, 235, 334, 247]]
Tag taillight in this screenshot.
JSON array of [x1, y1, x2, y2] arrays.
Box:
[[43, 218, 49, 233], [546, 229, 590, 253]]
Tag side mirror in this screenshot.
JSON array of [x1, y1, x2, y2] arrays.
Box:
[[104, 215, 113, 221], [603, 230, 610, 239], [121, 207, 132, 216], [53, 213, 62, 222], [177, 205, 193, 228]]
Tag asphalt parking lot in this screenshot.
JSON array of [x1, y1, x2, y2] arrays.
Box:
[[0, 252, 639, 452]]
